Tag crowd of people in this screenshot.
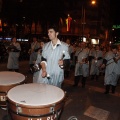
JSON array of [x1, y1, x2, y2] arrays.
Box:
[[0, 25, 120, 94]]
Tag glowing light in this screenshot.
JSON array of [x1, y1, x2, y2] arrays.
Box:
[[112, 25, 120, 29], [91, 38, 99, 44], [83, 37, 86, 42], [91, 0, 96, 5], [66, 14, 72, 31], [0, 19, 2, 32]]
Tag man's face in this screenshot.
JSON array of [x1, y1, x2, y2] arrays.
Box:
[[81, 42, 86, 49], [96, 46, 99, 50], [33, 37, 37, 42], [48, 29, 58, 40], [112, 49, 117, 54], [66, 39, 70, 45], [40, 42, 44, 48], [12, 37, 16, 42]]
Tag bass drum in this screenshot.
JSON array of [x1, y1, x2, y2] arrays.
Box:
[[7, 83, 65, 120], [0, 71, 25, 109]]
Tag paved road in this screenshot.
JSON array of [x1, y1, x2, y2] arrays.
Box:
[[0, 60, 120, 120]]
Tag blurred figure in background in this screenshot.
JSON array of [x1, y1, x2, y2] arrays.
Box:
[[7, 37, 21, 72], [33, 40, 45, 83], [73, 42, 89, 88], [28, 36, 40, 73], [65, 38, 74, 78], [101, 45, 120, 94], [90, 45, 103, 81]]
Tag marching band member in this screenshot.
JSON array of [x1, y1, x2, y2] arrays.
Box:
[[117, 45, 120, 84], [7, 37, 21, 72], [65, 38, 74, 78], [101, 45, 120, 94], [29, 36, 40, 73], [73, 42, 89, 88], [90, 45, 103, 80], [88, 44, 95, 74], [37, 25, 70, 88], [33, 41, 45, 83]]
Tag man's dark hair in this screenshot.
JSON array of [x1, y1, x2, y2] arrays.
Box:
[[111, 45, 117, 49], [48, 25, 59, 33], [32, 35, 37, 39]]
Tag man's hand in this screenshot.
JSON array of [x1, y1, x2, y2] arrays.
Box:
[[41, 70, 47, 78], [113, 57, 118, 63], [58, 59, 63, 66], [101, 64, 105, 69]]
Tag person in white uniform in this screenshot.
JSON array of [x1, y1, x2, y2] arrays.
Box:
[[90, 45, 103, 80], [37, 25, 70, 88], [7, 37, 21, 72], [101, 45, 120, 94], [73, 42, 89, 88], [29, 36, 40, 73], [33, 41, 45, 83]]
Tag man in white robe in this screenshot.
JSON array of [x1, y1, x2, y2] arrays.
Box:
[[7, 37, 21, 72], [37, 25, 70, 88], [101, 45, 120, 94]]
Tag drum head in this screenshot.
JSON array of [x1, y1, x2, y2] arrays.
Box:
[[7, 83, 65, 107], [0, 71, 25, 85]]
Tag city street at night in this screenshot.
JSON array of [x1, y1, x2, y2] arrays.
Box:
[[0, 60, 120, 120], [0, 0, 120, 120]]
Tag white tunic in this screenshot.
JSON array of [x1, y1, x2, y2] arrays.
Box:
[[37, 40, 70, 88]]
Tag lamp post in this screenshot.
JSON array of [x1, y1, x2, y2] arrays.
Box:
[[81, 0, 96, 41], [81, 5, 85, 41]]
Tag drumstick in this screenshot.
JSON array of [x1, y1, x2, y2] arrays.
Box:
[[61, 50, 65, 59], [59, 50, 65, 69], [47, 74, 50, 79]]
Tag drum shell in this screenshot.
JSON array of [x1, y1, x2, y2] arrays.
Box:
[[0, 80, 25, 93], [7, 96, 65, 120], [0, 81, 25, 108]]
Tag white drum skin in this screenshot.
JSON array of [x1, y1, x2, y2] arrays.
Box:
[[7, 83, 65, 120], [0, 71, 25, 108]]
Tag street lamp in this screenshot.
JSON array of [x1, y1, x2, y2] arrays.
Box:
[[91, 0, 96, 5], [81, 0, 96, 41]]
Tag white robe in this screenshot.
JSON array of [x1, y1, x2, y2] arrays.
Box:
[[75, 48, 89, 77], [37, 41, 70, 88], [104, 51, 119, 86], [7, 42, 21, 69]]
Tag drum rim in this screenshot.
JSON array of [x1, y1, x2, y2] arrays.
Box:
[[0, 80, 25, 87], [0, 71, 25, 85], [0, 80, 25, 92], [7, 94, 65, 108], [7, 83, 66, 108]]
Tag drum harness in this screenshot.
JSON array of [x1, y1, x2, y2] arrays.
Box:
[[106, 57, 119, 66]]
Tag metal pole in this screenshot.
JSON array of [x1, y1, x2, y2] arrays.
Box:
[[82, 5, 85, 42]]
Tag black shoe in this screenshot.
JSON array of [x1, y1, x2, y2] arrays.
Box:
[[72, 84, 78, 87], [111, 85, 116, 94], [104, 85, 110, 94], [91, 75, 95, 80], [104, 91, 109, 94], [82, 85, 85, 88], [111, 91, 115, 94]]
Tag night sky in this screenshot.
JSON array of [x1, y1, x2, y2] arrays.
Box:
[[110, 0, 120, 24], [1, 0, 120, 25]]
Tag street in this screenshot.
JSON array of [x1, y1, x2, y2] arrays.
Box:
[[0, 60, 120, 120]]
